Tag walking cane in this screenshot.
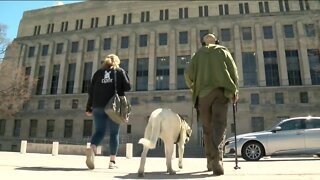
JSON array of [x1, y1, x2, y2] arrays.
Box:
[[233, 102, 241, 169]]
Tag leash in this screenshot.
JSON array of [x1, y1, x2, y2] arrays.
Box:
[[233, 102, 241, 169]]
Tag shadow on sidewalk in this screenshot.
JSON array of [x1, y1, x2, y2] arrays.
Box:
[[15, 166, 88, 171], [114, 170, 219, 179]]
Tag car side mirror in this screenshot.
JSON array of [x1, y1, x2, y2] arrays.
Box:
[[271, 126, 282, 133]]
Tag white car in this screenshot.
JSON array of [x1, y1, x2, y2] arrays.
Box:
[[224, 116, 320, 161]]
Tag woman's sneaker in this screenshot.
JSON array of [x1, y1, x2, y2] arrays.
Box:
[[108, 161, 118, 169], [85, 148, 95, 169]]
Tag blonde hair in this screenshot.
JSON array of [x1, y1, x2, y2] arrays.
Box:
[[102, 54, 120, 69]]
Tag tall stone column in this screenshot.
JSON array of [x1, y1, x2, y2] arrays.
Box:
[[275, 22, 288, 86], [128, 31, 136, 90], [57, 39, 69, 94], [233, 25, 243, 87], [42, 42, 53, 95], [169, 29, 176, 90], [73, 38, 84, 94], [255, 23, 266, 87], [297, 21, 311, 85], [148, 31, 156, 90]]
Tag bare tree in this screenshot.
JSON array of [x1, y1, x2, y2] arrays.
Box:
[[0, 23, 9, 60], [0, 24, 37, 117]]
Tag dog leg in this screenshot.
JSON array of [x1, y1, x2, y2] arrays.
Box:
[[138, 146, 149, 177], [164, 143, 176, 175], [178, 142, 184, 169]]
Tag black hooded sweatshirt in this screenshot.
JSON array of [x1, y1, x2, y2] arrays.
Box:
[[86, 67, 131, 112]]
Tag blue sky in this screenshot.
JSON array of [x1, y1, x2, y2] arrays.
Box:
[[0, 1, 82, 42]]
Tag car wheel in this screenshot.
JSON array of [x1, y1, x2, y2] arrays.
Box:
[[241, 141, 264, 161]]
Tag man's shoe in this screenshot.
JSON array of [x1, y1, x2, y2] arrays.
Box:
[[85, 148, 95, 169], [212, 161, 224, 176], [108, 161, 118, 169]]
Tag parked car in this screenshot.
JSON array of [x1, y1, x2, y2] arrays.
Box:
[[224, 116, 320, 161]]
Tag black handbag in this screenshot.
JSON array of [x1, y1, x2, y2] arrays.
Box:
[[104, 69, 131, 124]]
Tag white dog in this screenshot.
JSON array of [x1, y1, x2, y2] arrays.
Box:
[[138, 108, 192, 177]]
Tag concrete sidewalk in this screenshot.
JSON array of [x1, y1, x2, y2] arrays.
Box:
[[0, 152, 319, 180]]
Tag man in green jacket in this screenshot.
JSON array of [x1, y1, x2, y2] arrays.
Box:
[[184, 33, 239, 176]]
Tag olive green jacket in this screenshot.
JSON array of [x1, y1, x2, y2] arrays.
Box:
[[184, 44, 239, 106]]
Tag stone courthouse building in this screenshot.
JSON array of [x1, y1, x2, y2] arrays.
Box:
[[1, 0, 320, 157]]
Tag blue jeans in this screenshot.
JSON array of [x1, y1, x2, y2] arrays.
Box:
[[91, 107, 120, 155]]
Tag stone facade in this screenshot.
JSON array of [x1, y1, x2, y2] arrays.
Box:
[[1, 1, 320, 157]]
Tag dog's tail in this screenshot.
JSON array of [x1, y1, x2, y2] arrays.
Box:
[[138, 110, 162, 149]]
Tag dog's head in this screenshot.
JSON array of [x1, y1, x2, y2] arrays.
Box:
[[181, 119, 192, 144]]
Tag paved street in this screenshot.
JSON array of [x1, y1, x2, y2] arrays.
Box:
[[0, 152, 319, 180]]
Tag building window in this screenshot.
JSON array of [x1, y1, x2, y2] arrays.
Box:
[[103, 38, 111, 50], [300, 92, 309, 103], [263, 26, 273, 39], [264, 51, 280, 86], [60, 21, 68, 32], [90, 17, 99, 28], [199, 29, 209, 41], [251, 94, 260, 105], [199, 5, 208, 17], [29, 119, 38, 138], [179, 7, 188, 19], [56, 43, 63, 54], [50, 64, 60, 94], [239, 2, 249, 14], [41, 44, 49, 56], [221, 28, 231, 42], [71, 41, 79, 53], [35, 66, 45, 95], [299, 0, 310, 10], [177, 96, 186, 101], [46, 119, 55, 138], [139, 34, 148, 47], [219, 4, 229, 15], [75, 19, 83, 30], [136, 58, 148, 91], [33, 25, 41, 35], [304, 24, 316, 37], [156, 57, 169, 90], [153, 96, 162, 103], [130, 97, 139, 105], [141, 11, 150, 22], [82, 62, 93, 93], [123, 13, 132, 24], [179, 31, 188, 44], [251, 117, 264, 132], [242, 27, 252, 40], [279, 0, 290, 12], [66, 63, 76, 94], [259, 1, 270, 13], [0, 119, 6, 136], [28, 46, 35, 57], [46, 23, 54, 34], [87, 40, 95, 52], [177, 55, 191, 89], [283, 25, 294, 38], [275, 92, 284, 104], [72, 99, 78, 109], [54, 100, 60, 109], [121, 59, 129, 73], [307, 49, 320, 85], [83, 120, 93, 138], [106, 15, 115, 26], [286, 50, 302, 86], [13, 119, 21, 137], [121, 36, 129, 49], [242, 52, 258, 86], [159, 9, 169, 20], [64, 119, 73, 138], [159, 33, 167, 46], [38, 100, 44, 110]]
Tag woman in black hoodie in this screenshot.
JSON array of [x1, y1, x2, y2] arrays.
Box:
[[85, 54, 131, 170]]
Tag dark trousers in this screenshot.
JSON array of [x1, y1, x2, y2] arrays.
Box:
[[198, 88, 228, 167]]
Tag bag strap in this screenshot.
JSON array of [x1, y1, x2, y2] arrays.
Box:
[[114, 69, 117, 94]]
